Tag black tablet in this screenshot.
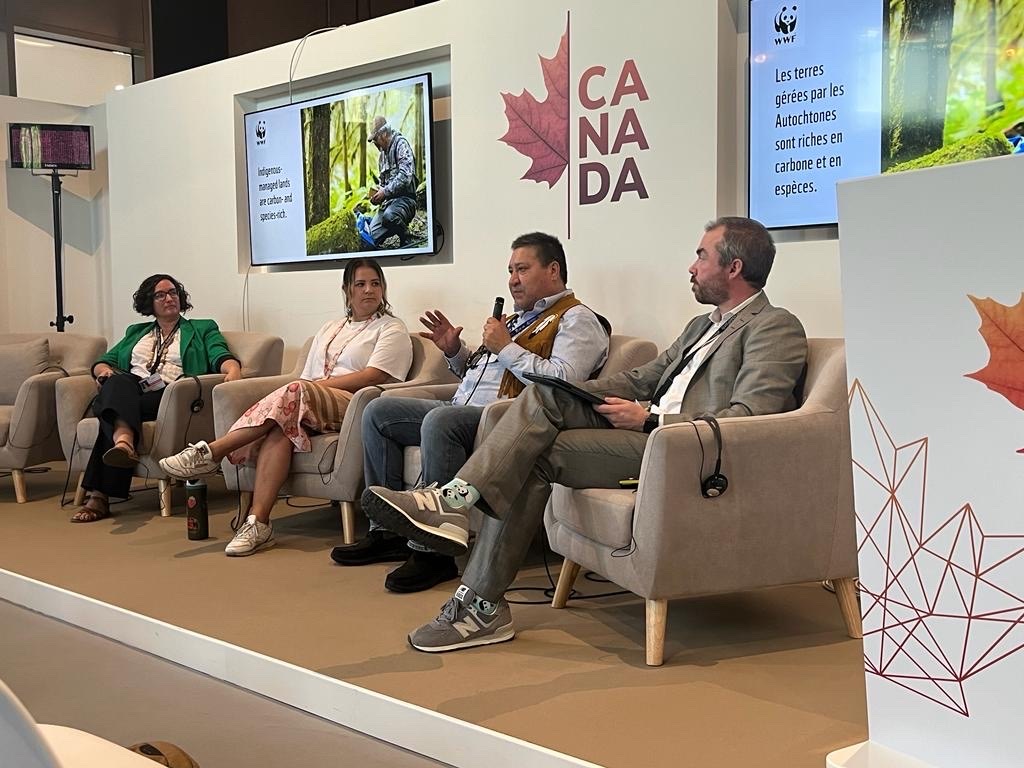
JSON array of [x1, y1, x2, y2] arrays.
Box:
[[521, 373, 606, 405]]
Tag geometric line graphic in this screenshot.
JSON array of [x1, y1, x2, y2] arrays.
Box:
[[849, 380, 1024, 716]]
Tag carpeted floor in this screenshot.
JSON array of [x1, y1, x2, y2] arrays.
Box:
[[0, 466, 867, 767]]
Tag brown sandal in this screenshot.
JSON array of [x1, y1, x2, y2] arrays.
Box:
[[102, 438, 139, 469], [70, 495, 111, 523]]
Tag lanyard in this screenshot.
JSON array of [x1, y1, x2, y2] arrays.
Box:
[[466, 314, 527, 370], [506, 313, 535, 338], [652, 315, 737, 406], [148, 320, 180, 375], [321, 316, 375, 378]]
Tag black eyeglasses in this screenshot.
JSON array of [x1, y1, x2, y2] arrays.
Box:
[[154, 289, 179, 301]]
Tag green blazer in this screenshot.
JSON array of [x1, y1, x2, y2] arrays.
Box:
[[92, 317, 238, 378]]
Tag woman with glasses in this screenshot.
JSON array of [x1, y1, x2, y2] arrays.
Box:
[[159, 258, 413, 557], [73, 274, 242, 522]]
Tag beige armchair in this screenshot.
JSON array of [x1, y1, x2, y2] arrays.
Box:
[[394, 334, 660, 488], [0, 333, 107, 502], [216, 333, 457, 542], [56, 331, 283, 516], [544, 338, 861, 665]]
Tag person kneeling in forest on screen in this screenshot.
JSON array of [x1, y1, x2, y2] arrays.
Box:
[[330, 231, 609, 594], [159, 258, 413, 557], [361, 216, 808, 653], [355, 116, 418, 249]]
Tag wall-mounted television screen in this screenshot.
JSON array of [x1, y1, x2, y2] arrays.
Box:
[[243, 72, 436, 266], [8, 123, 93, 171], [749, 0, 1023, 229]]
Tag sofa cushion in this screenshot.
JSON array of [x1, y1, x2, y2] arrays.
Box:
[[548, 485, 638, 549], [290, 434, 339, 474], [0, 338, 49, 404]]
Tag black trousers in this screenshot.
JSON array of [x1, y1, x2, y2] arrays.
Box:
[[82, 373, 163, 499]]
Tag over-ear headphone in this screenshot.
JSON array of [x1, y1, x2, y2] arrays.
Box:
[[179, 320, 205, 415], [694, 415, 728, 498], [186, 374, 204, 414]]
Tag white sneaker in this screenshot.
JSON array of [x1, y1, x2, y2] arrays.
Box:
[[159, 441, 219, 479], [225, 514, 275, 556]]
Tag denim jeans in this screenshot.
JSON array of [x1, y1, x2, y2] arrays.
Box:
[[361, 397, 484, 545]]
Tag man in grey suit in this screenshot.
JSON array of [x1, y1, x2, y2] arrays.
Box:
[[362, 216, 808, 652]]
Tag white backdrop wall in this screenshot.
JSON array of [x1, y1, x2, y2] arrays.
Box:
[[89, 0, 844, 358], [0, 96, 109, 336], [838, 156, 1024, 767]]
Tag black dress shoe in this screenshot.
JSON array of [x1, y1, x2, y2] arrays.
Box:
[[330, 529, 410, 566], [385, 551, 459, 593]]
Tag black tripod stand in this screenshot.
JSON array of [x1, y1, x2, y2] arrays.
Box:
[[48, 168, 73, 331]]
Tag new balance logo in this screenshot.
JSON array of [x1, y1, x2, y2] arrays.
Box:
[[412, 490, 444, 513], [452, 616, 482, 638]]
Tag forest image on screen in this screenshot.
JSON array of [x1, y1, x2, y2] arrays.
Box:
[[884, 0, 1024, 172], [748, 0, 1023, 229], [302, 80, 431, 257]]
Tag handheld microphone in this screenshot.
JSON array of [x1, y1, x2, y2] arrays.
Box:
[[470, 297, 505, 362]]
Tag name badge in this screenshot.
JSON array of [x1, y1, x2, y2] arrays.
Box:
[[139, 373, 166, 392]]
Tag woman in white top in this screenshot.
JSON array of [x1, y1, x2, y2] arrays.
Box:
[[160, 258, 413, 556]]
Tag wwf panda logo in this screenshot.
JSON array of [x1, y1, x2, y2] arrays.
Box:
[[255, 120, 266, 140], [774, 5, 797, 34]]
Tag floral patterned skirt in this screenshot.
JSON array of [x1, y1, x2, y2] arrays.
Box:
[[226, 380, 353, 466]]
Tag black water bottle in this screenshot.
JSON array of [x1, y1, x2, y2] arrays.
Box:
[[185, 478, 209, 540]]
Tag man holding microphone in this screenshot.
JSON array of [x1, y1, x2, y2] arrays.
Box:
[[331, 232, 610, 593]]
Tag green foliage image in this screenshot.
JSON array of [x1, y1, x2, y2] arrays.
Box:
[[884, 0, 1024, 172], [302, 82, 429, 255]]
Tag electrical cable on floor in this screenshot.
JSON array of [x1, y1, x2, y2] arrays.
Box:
[[505, 537, 629, 605]]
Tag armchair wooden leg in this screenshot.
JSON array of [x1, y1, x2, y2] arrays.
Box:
[[646, 599, 668, 666], [158, 479, 173, 517], [833, 577, 863, 639], [339, 501, 356, 544], [73, 472, 87, 506], [552, 559, 581, 608], [11, 469, 27, 503]]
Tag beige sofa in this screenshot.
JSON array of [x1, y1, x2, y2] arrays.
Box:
[[57, 331, 284, 516], [544, 338, 861, 665], [216, 334, 458, 541], [0, 332, 106, 502]]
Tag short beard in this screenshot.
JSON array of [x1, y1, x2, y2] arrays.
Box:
[[692, 281, 728, 306]]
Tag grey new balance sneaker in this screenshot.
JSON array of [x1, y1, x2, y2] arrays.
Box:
[[362, 485, 471, 556], [159, 440, 219, 479], [409, 585, 514, 652]]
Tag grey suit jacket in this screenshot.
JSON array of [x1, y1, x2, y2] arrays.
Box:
[[584, 293, 807, 424]]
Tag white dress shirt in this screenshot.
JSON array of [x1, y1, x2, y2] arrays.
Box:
[[651, 291, 762, 420]]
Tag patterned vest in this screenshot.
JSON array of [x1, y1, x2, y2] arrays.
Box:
[[497, 294, 585, 399]]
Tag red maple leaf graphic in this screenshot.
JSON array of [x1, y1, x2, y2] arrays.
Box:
[[499, 22, 569, 187], [964, 293, 1024, 452]]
